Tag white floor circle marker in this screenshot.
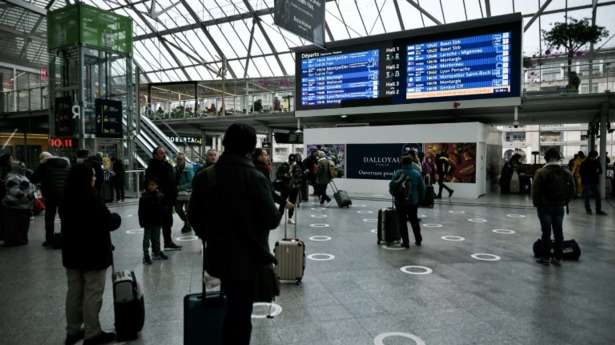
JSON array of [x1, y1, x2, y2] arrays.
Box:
[[307, 253, 335, 261], [354, 204, 368, 208], [309, 235, 332, 242], [126, 229, 143, 235], [126, 214, 133, 218], [400, 266, 433, 275], [468, 218, 487, 223], [374, 332, 426, 345], [441, 235, 465, 242], [309, 223, 330, 228], [370, 229, 377, 234], [310, 214, 328, 219], [423, 223, 443, 228], [492, 229, 516, 235], [362, 218, 377, 223], [381, 245, 407, 251], [418, 214, 427, 219], [310, 207, 326, 212], [471, 253, 501, 261], [357, 210, 374, 214], [449, 210, 466, 214], [251, 302, 283, 319], [507, 214, 526, 218], [176, 235, 198, 242]]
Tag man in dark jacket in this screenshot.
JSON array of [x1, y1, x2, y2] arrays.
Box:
[[580, 150, 607, 215], [532, 148, 575, 266], [189, 123, 280, 345], [31, 152, 70, 247], [145, 147, 182, 250]]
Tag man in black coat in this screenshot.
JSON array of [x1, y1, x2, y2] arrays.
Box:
[[145, 147, 182, 250], [580, 150, 607, 215], [189, 124, 280, 345], [31, 152, 70, 247]]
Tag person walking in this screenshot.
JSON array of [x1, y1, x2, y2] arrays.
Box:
[[315, 151, 332, 205], [580, 150, 607, 215], [189, 124, 280, 345], [175, 153, 194, 233], [31, 152, 70, 247], [145, 147, 182, 250], [532, 148, 575, 266], [139, 178, 169, 264], [111, 157, 125, 202], [435, 150, 454, 199], [389, 152, 425, 248], [287, 154, 304, 224], [572, 151, 585, 196], [60, 163, 121, 345]]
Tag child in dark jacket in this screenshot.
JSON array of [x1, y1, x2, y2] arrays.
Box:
[[139, 179, 168, 264]]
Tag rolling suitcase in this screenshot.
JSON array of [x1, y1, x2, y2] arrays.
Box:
[[330, 181, 351, 208], [1, 207, 31, 246], [421, 176, 435, 208], [274, 207, 305, 284], [377, 201, 401, 245], [112, 269, 145, 341], [184, 246, 225, 345]]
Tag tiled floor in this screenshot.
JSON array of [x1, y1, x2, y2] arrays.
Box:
[[1, 197, 615, 345]]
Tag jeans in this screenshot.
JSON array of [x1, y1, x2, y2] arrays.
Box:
[[537, 206, 565, 260], [143, 226, 162, 256], [395, 201, 422, 245], [583, 183, 602, 212], [222, 279, 255, 345], [175, 200, 190, 229], [65, 268, 107, 339], [44, 197, 59, 243]]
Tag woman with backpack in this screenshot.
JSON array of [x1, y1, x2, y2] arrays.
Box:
[[389, 152, 425, 248]]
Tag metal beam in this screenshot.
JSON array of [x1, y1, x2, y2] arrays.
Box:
[[325, 22, 334, 41], [244, 19, 256, 79], [45, 0, 57, 10], [162, 37, 219, 75], [405, 0, 442, 25], [485, 0, 491, 17], [393, 0, 405, 31], [524, 0, 553, 32], [178, 0, 237, 79], [19, 16, 44, 59], [3, 0, 46, 16], [133, 8, 274, 41], [354, 0, 369, 35], [0, 23, 46, 42]]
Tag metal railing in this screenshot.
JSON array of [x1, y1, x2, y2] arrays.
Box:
[[523, 60, 615, 95], [1, 86, 48, 113]]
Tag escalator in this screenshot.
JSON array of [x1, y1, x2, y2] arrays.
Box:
[[124, 115, 184, 169]]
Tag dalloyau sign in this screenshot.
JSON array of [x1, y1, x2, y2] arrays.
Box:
[[346, 144, 421, 180]]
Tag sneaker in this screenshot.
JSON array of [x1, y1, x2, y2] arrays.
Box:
[[597, 210, 608, 216], [448, 190, 454, 198], [165, 242, 183, 250], [550, 258, 561, 266], [83, 331, 115, 345], [143, 255, 152, 265], [415, 241, 422, 247], [64, 330, 85, 345], [536, 257, 550, 265], [586, 209, 593, 215], [288, 218, 296, 225], [153, 252, 169, 260]]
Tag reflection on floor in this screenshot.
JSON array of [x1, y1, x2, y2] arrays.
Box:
[[1, 197, 614, 345]]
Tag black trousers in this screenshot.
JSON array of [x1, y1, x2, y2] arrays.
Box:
[[113, 178, 125, 201], [222, 279, 255, 345], [317, 184, 331, 204], [395, 201, 422, 245], [583, 183, 602, 212], [288, 188, 300, 219], [437, 176, 453, 197], [162, 204, 174, 245], [537, 206, 564, 260], [44, 197, 59, 243]]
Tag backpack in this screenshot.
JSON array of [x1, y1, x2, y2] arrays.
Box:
[[289, 163, 304, 190], [542, 166, 574, 206], [389, 171, 412, 201]]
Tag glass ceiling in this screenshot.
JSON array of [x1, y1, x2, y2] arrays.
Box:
[[3, 0, 615, 83]]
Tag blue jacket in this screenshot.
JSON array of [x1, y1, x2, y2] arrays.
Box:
[[176, 164, 194, 192], [390, 164, 425, 205]]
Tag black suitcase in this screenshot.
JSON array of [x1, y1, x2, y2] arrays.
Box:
[[421, 185, 435, 208], [330, 181, 351, 208], [377, 206, 400, 245], [184, 247, 225, 345], [533, 238, 581, 261], [112, 270, 145, 341], [1, 207, 31, 246]]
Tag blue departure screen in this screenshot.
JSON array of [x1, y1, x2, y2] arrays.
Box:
[[300, 50, 379, 106], [406, 32, 511, 99]]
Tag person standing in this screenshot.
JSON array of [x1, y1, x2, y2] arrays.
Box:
[[145, 147, 182, 250], [196, 149, 219, 175], [435, 150, 454, 199], [389, 153, 425, 248], [189, 124, 280, 345], [572, 151, 585, 196], [287, 154, 304, 224], [315, 151, 332, 205], [175, 153, 194, 233], [139, 178, 168, 264], [31, 152, 70, 247], [303, 151, 319, 199], [580, 150, 607, 215], [60, 163, 121, 345], [111, 157, 125, 202], [532, 148, 575, 266]]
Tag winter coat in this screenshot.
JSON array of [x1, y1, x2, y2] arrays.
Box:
[[60, 195, 121, 270], [390, 164, 425, 206], [176, 163, 195, 192], [316, 158, 332, 185], [532, 163, 575, 208], [580, 158, 602, 185], [138, 190, 165, 228], [31, 157, 70, 201], [189, 153, 280, 281], [145, 158, 177, 205]]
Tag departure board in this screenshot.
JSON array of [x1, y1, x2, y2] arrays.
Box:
[[406, 32, 511, 99], [300, 50, 379, 106]]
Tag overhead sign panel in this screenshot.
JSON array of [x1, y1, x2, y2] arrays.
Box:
[[274, 0, 325, 46]]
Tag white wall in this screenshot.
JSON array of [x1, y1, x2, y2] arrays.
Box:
[[305, 122, 499, 199]]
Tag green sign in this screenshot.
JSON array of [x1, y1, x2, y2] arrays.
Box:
[[48, 4, 133, 55]]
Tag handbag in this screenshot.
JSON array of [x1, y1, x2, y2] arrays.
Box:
[[253, 263, 280, 303]]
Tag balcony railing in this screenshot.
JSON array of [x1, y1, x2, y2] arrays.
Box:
[[0, 86, 48, 114], [523, 60, 615, 95]]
